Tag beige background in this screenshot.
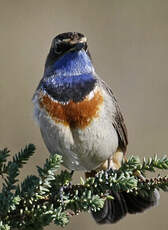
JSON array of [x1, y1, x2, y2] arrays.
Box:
[[0, 0, 168, 229]]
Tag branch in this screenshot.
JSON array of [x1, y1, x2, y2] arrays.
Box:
[[0, 145, 167, 229]]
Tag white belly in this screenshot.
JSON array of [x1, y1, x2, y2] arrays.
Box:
[[34, 98, 118, 171]]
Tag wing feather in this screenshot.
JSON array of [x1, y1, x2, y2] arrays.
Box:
[[100, 79, 128, 152]]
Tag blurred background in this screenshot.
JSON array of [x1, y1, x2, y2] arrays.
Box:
[[1, 0, 168, 229]]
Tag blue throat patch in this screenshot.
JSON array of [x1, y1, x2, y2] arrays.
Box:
[[42, 50, 96, 102]]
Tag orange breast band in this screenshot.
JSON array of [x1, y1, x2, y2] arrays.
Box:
[[39, 90, 103, 129]]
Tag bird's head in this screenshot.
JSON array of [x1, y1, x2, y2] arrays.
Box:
[[40, 32, 96, 103], [45, 32, 92, 70]]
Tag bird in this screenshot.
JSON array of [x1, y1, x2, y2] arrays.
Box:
[[33, 32, 159, 224]]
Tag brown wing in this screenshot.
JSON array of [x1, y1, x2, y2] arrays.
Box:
[[100, 79, 128, 153]]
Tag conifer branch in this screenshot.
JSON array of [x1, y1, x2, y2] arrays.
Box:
[[0, 145, 167, 229]]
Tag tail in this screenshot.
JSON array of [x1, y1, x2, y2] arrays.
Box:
[[92, 189, 160, 224]]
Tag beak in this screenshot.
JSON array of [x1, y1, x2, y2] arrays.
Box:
[[65, 36, 87, 52]]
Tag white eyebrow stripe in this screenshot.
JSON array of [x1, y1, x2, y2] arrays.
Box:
[[62, 37, 87, 44], [62, 38, 71, 42]]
